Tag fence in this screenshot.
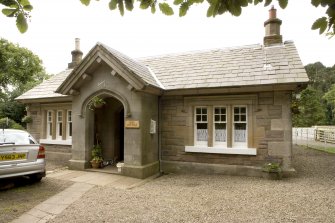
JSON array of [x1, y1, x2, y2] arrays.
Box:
[[293, 126, 335, 151]]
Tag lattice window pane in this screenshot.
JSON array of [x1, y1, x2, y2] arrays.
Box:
[[215, 123, 227, 142]]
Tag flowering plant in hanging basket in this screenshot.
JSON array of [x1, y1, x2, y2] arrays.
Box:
[[22, 115, 33, 123], [88, 96, 106, 110]]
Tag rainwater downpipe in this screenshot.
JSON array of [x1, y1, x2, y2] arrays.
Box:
[[158, 95, 163, 175]]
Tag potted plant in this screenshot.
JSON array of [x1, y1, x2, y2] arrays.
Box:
[[262, 162, 282, 180], [88, 96, 106, 110], [22, 115, 33, 123], [90, 144, 103, 169]]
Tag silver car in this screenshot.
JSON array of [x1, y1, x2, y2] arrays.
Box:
[[0, 129, 46, 181]]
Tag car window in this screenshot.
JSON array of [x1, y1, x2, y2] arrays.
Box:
[[0, 132, 33, 145]]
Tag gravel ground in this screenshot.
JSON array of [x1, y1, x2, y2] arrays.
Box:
[[0, 160, 72, 223], [50, 145, 335, 223]]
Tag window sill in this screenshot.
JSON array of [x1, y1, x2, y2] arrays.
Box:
[[40, 139, 72, 145], [185, 146, 257, 155]]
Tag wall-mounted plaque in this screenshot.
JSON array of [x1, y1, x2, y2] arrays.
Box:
[[125, 120, 140, 129]]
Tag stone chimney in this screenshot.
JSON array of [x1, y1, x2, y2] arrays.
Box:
[[68, 38, 83, 69], [263, 6, 283, 46]]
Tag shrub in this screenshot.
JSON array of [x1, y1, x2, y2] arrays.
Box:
[[0, 117, 25, 130]]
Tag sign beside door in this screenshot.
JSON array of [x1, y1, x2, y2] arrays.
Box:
[[125, 120, 140, 129]]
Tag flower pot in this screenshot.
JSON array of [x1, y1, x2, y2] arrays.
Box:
[[94, 103, 104, 109], [90, 160, 102, 169]]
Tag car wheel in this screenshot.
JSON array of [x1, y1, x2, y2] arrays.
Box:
[[29, 174, 43, 182]]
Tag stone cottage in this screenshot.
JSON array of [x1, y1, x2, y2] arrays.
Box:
[[17, 7, 309, 179]]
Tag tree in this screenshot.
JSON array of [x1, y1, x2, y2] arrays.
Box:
[[323, 84, 335, 124], [0, 38, 46, 93], [1, 0, 335, 36], [305, 62, 335, 93], [293, 86, 327, 127], [0, 38, 48, 123]]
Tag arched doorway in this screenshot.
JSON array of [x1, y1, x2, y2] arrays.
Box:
[[93, 96, 124, 168]]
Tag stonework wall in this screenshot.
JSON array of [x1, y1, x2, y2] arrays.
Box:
[[160, 91, 292, 171], [26, 104, 42, 141], [26, 102, 72, 164]]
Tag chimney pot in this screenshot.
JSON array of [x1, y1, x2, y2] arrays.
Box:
[[75, 38, 80, 51], [68, 38, 83, 69], [269, 5, 276, 19]]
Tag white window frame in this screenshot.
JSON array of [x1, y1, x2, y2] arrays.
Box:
[[186, 105, 255, 155], [47, 110, 53, 139], [194, 107, 208, 146], [56, 110, 63, 139], [67, 110, 72, 139], [213, 106, 227, 147], [232, 106, 248, 148]]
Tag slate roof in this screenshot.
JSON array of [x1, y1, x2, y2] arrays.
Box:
[[101, 43, 160, 88], [17, 41, 308, 101], [138, 41, 308, 90], [16, 69, 72, 100]]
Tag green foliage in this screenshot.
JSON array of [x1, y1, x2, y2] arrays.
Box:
[[293, 86, 327, 127], [0, 0, 33, 33], [262, 162, 282, 173], [311, 0, 335, 35], [159, 3, 174, 15], [16, 12, 27, 33], [296, 62, 335, 126], [0, 38, 48, 125], [1, 0, 334, 36], [21, 115, 32, 123], [80, 0, 91, 6], [0, 38, 47, 92], [91, 144, 103, 160], [0, 117, 24, 130], [125, 0, 134, 11], [109, 0, 117, 10], [88, 96, 106, 110], [312, 17, 328, 34], [0, 98, 25, 124]]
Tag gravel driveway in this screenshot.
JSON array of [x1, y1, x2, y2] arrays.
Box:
[[50, 145, 335, 223]]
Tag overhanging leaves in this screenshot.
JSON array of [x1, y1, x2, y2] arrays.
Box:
[[264, 0, 271, 7], [118, 0, 125, 16], [150, 2, 156, 13], [2, 8, 17, 17], [18, 0, 30, 7], [16, 12, 27, 33], [125, 0, 134, 11], [311, 0, 321, 7], [312, 17, 328, 34], [278, 0, 288, 9], [179, 2, 189, 17], [0, 0, 17, 7], [140, 0, 153, 9], [23, 5, 33, 11], [174, 0, 183, 5], [159, 3, 174, 15], [80, 0, 91, 6], [109, 0, 117, 10], [1, 0, 335, 36]]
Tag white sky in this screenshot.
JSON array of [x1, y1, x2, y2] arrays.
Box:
[[0, 0, 334, 74]]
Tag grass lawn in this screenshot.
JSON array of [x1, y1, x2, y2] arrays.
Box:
[[307, 146, 335, 154]]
